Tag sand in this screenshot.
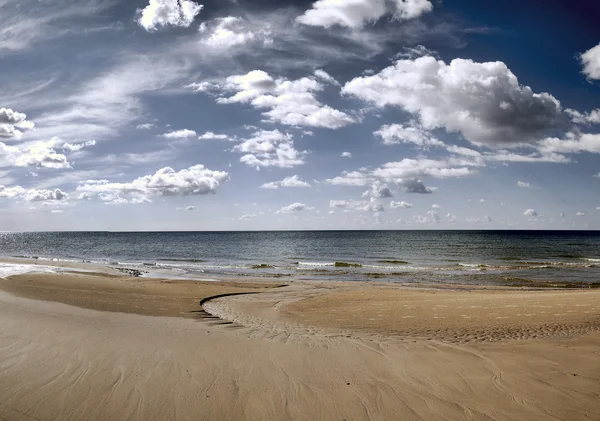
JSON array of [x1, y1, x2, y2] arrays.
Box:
[[1, 270, 599, 420]]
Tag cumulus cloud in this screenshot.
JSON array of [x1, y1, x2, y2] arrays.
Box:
[[372, 158, 476, 181], [342, 56, 563, 148], [177, 205, 197, 211], [537, 132, 600, 155], [362, 181, 392, 198], [431, 204, 441, 209], [565, 108, 600, 125], [326, 171, 371, 186], [0, 185, 68, 202], [198, 16, 272, 49], [374, 123, 444, 147], [233, 130, 306, 168], [204, 70, 354, 129], [327, 158, 471, 194], [390, 200, 412, 209], [524, 209, 538, 217], [341, 152, 352, 158], [296, 0, 433, 29], [160, 129, 197, 139], [77, 165, 229, 204], [576, 212, 585, 216], [198, 131, 229, 140], [330, 198, 383, 212], [0, 108, 35, 138], [0, 138, 70, 169], [136, 0, 203, 31], [62, 140, 97, 152], [427, 210, 441, 222], [261, 175, 311, 189], [276, 202, 313, 214], [398, 178, 433, 194], [580, 42, 600, 81]]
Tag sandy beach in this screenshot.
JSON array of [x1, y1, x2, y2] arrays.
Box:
[[1, 266, 599, 420]]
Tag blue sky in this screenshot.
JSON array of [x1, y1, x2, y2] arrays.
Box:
[[1, 0, 599, 230]]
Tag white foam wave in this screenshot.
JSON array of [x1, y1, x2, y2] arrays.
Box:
[[0, 263, 57, 278], [297, 261, 336, 267]]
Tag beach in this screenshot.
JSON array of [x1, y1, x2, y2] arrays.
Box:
[[1, 264, 599, 420]]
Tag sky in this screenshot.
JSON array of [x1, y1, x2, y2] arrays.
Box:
[[1, 0, 600, 231]]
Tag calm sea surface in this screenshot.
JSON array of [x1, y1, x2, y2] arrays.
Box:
[[1, 231, 600, 286]]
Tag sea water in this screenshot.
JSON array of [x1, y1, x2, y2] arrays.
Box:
[[1, 230, 599, 286]]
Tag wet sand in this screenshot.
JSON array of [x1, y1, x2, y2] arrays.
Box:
[[1, 270, 599, 420]]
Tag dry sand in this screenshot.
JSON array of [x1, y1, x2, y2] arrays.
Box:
[[1, 270, 599, 420]]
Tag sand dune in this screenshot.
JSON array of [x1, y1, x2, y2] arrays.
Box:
[[1, 272, 599, 420]]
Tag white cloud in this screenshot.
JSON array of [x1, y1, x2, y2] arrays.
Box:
[[136, 0, 203, 31], [537, 133, 600, 155], [0, 186, 68, 202], [580, 43, 600, 80], [427, 210, 441, 223], [276, 202, 313, 214], [77, 165, 229, 204], [296, 0, 433, 29], [517, 181, 533, 188], [198, 16, 272, 49], [341, 152, 352, 158], [431, 204, 441, 209], [374, 123, 444, 147], [330, 198, 383, 212], [595, 173, 600, 178], [326, 171, 369, 186], [62, 140, 97, 152], [198, 131, 229, 140], [261, 175, 311, 189], [524, 209, 538, 217], [479, 199, 487, 203], [136, 123, 155, 130], [176, 205, 197, 211], [0, 108, 35, 138], [576, 212, 585, 216], [233, 130, 306, 168], [390, 201, 412, 209], [342, 56, 563, 148], [565, 108, 600, 125], [239, 213, 258, 221], [372, 158, 476, 181], [362, 181, 392, 198], [313, 69, 340, 86], [208, 70, 354, 129], [160, 129, 197, 139], [0, 138, 70, 169], [327, 158, 471, 194]]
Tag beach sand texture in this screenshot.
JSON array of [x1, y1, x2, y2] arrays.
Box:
[[1, 271, 599, 420]]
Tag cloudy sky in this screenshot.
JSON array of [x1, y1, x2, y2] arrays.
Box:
[[1, 0, 600, 230]]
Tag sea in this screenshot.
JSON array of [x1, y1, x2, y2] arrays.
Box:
[[1, 231, 600, 287]]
